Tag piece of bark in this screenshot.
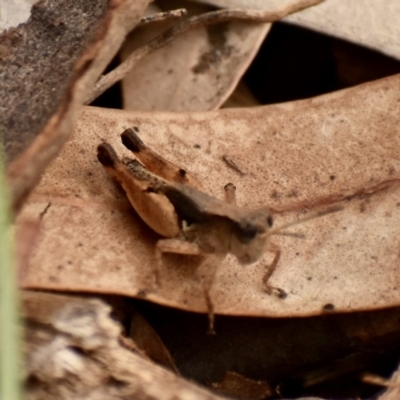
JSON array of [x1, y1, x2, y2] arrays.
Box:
[[22, 291, 224, 400], [1, 0, 149, 214]]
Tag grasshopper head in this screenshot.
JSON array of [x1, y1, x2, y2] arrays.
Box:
[[230, 209, 273, 265], [229, 206, 341, 265]]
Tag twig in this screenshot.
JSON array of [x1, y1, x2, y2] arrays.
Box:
[[362, 373, 400, 389], [139, 9, 187, 25], [86, 0, 324, 104], [222, 155, 247, 176]]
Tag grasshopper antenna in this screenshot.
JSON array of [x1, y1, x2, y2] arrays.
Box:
[[270, 206, 342, 237], [273, 231, 305, 239]]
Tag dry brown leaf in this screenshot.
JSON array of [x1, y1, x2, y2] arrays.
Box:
[[211, 371, 273, 399], [120, 2, 270, 111], [129, 309, 178, 373], [18, 73, 400, 318]]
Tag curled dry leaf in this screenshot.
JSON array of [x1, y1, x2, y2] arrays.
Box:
[[120, 2, 271, 111], [1, 0, 149, 213], [18, 73, 400, 318]]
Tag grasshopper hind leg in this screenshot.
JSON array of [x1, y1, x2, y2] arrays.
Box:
[[120, 128, 201, 188]]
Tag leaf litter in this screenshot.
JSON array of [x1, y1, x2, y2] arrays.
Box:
[[7, 1, 400, 398]]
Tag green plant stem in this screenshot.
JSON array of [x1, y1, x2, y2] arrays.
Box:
[[0, 155, 22, 399]]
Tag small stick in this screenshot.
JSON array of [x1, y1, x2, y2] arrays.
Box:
[[86, 0, 324, 103], [362, 373, 400, 388], [139, 9, 187, 25], [222, 155, 247, 176]]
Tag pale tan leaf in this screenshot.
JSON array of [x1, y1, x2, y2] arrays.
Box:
[[120, 3, 270, 111], [202, 0, 400, 60], [286, 0, 400, 60], [0, 0, 37, 31], [18, 73, 400, 318]]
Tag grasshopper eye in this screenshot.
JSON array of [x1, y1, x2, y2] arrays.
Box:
[[267, 215, 273, 227]]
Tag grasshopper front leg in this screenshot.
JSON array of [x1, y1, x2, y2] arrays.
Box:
[[155, 238, 220, 334], [262, 243, 287, 299], [224, 183, 236, 205], [156, 237, 223, 334]]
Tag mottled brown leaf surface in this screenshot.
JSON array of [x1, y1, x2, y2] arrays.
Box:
[[18, 73, 400, 318]]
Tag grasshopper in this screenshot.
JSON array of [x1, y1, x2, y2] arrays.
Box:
[[97, 128, 340, 333]]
